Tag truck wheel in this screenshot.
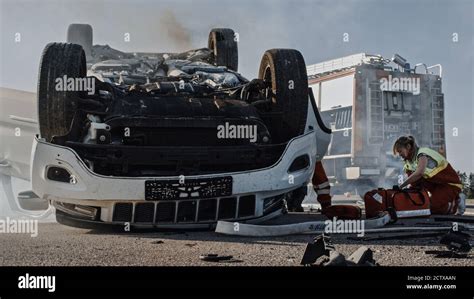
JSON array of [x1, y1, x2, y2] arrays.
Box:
[[37, 42, 86, 142], [258, 49, 308, 142], [208, 28, 238, 71], [67, 23, 93, 58]]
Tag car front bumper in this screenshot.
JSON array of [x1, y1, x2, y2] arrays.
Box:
[[31, 129, 317, 229]]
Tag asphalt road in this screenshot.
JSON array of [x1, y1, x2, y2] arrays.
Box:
[[0, 209, 473, 267]]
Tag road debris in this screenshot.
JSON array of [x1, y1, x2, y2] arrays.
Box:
[[300, 234, 334, 265], [199, 254, 235, 263], [347, 232, 445, 241], [322, 250, 347, 266], [440, 228, 471, 253], [425, 228, 472, 258], [434, 215, 474, 223], [215, 213, 391, 237], [424, 250, 471, 258], [346, 246, 377, 266], [300, 234, 378, 266]]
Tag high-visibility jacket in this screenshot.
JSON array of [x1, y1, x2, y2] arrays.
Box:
[[403, 147, 463, 190]]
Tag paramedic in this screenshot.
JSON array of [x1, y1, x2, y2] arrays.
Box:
[[393, 135, 465, 215]]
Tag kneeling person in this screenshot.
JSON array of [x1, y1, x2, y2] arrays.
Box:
[[393, 135, 464, 215]]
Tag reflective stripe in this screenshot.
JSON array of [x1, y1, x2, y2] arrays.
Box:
[[404, 147, 463, 190], [404, 147, 449, 178], [372, 193, 383, 204], [316, 189, 330, 195], [425, 160, 447, 178], [395, 209, 431, 218], [315, 181, 330, 189]]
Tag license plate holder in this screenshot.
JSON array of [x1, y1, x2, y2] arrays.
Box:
[[145, 176, 233, 200]]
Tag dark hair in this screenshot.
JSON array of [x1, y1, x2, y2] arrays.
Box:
[[393, 135, 417, 155]]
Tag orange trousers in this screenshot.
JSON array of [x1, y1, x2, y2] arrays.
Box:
[[422, 182, 460, 214], [312, 161, 331, 209], [312, 161, 362, 219]]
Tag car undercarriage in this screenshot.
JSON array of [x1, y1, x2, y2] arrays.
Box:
[[39, 27, 310, 178], [28, 24, 328, 229]]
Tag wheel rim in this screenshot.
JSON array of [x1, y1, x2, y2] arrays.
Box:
[[263, 65, 277, 104]]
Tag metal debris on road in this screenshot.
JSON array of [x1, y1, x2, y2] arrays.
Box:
[[347, 232, 445, 241], [215, 213, 391, 237], [440, 229, 471, 254], [199, 254, 235, 262], [425, 228, 472, 258], [300, 234, 334, 265], [300, 234, 378, 266]]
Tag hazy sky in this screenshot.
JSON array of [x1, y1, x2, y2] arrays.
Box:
[[1, 0, 473, 172]]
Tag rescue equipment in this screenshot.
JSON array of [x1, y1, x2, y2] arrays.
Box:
[[364, 188, 430, 219]]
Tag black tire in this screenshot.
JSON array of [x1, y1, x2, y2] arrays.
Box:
[[258, 49, 309, 142], [67, 23, 93, 57], [37, 42, 86, 142], [208, 28, 238, 71]]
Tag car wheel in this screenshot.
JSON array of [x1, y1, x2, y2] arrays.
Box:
[[37, 42, 86, 142], [208, 28, 238, 71], [67, 23, 93, 58], [258, 49, 309, 142]]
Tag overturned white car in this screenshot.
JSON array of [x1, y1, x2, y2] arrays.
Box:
[[1, 24, 331, 229]]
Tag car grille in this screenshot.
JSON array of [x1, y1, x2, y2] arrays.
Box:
[[238, 195, 256, 218], [134, 202, 155, 223], [263, 194, 286, 214], [156, 202, 176, 222], [112, 195, 256, 224], [112, 203, 133, 222]]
